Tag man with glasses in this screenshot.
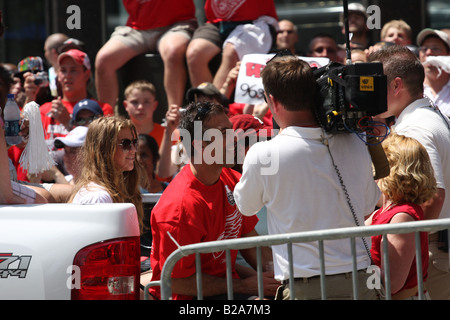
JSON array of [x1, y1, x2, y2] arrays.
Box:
[[417, 28, 450, 118], [71, 99, 104, 128], [149, 101, 278, 300]]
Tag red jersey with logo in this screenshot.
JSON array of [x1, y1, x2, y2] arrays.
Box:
[[149, 165, 258, 300], [123, 0, 196, 30], [204, 0, 277, 23]]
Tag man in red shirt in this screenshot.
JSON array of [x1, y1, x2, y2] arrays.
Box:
[[39, 49, 114, 147], [149, 101, 278, 300]]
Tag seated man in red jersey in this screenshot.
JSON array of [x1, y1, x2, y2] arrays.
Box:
[[149, 101, 279, 300]]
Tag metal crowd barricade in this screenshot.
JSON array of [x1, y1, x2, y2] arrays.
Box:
[[143, 218, 450, 300], [142, 193, 162, 205]]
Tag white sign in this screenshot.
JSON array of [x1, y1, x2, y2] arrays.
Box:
[[235, 54, 330, 105]]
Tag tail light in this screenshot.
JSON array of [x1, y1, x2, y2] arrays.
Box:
[[71, 237, 140, 300]]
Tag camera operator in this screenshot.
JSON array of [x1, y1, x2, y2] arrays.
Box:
[[233, 55, 381, 300], [369, 45, 450, 300]]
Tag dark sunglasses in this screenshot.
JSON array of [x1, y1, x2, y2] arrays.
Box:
[[74, 115, 99, 126], [118, 138, 138, 151]]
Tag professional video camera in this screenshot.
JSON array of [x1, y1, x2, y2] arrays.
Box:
[[314, 61, 387, 134], [313, 1, 387, 135]]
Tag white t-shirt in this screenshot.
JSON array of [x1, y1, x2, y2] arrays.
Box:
[[424, 79, 450, 118], [234, 126, 380, 280], [72, 182, 113, 204], [393, 97, 450, 219]]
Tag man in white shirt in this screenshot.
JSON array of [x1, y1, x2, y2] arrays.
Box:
[[233, 54, 381, 300], [369, 45, 450, 300], [417, 28, 450, 118]]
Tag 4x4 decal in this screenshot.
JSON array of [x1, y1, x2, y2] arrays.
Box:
[[0, 253, 32, 278]]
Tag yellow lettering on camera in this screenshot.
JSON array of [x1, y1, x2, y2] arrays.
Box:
[[360, 76, 374, 91]]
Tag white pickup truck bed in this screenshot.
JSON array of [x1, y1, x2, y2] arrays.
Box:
[[0, 203, 140, 300]]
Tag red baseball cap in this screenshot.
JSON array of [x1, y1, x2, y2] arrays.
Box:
[[230, 114, 273, 140], [57, 49, 91, 70]]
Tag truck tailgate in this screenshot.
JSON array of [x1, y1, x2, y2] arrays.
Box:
[[0, 203, 139, 300]]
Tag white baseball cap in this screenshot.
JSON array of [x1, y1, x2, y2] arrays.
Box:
[[417, 28, 450, 51], [54, 126, 88, 149]]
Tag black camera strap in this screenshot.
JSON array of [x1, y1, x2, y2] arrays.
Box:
[[321, 133, 373, 263]]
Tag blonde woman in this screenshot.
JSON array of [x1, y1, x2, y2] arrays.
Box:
[[366, 132, 437, 299], [69, 116, 144, 231]]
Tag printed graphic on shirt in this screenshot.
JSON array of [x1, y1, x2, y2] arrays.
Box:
[[211, 0, 246, 20], [212, 184, 242, 261], [225, 185, 235, 206]]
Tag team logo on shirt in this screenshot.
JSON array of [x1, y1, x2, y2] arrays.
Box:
[[225, 185, 235, 206], [211, 0, 246, 20]]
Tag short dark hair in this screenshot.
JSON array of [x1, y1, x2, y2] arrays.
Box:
[[368, 45, 424, 96], [180, 101, 226, 157], [261, 55, 317, 111]]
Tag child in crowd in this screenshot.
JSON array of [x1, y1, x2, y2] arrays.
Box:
[[123, 80, 165, 147], [366, 132, 437, 299], [137, 134, 168, 194]]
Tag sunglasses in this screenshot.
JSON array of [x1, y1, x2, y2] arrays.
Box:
[[74, 115, 99, 126], [118, 138, 138, 151]]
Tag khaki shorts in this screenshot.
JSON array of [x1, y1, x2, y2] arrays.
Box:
[[111, 19, 198, 54], [426, 232, 450, 300], [275, 269, 381, 300]]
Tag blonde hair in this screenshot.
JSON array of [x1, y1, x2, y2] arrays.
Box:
[[380, 20, 412, 42], [378, 132, 436, 205], [69, 116, 144, 231], [124, 80, 156, 99]]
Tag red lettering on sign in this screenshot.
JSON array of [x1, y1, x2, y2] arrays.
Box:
[[246, 62, 265, 78]]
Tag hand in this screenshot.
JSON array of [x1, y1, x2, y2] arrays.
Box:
[[241, 271, 280, 297], [23, 72, 39, 104], [49, 97, 71, 129], [165, 104, 180, 134]]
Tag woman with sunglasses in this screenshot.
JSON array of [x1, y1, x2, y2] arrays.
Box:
[[68, 116, 144, 231]]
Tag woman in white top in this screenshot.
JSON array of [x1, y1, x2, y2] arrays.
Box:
[[69, 116, 144, 231]]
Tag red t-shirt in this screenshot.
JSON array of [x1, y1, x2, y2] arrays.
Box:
[[40, 99, 114, 142], [149, 165, 258, 300], [370, 202, 429, 293], [148, 122, 165, 148], [204, 0, 277, 23], [123, 0, 196, 30], [7, 145, 28, 182]]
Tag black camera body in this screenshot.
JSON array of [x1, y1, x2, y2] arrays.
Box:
[[314, 61, 387, 134], [34, 71, 49, 87]]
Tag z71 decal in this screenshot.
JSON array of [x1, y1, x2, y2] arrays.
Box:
[[0, 253, 32, 278]]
